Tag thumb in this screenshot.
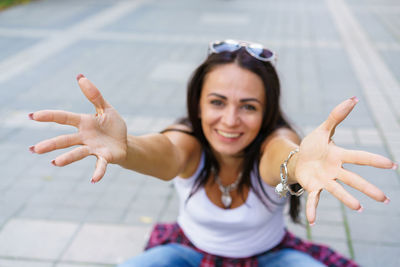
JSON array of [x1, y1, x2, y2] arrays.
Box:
[[77, 74, 110, 115], [321, 96, 358, 132]]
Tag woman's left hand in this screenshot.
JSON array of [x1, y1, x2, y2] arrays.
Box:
[[295, 97, 397, 225]]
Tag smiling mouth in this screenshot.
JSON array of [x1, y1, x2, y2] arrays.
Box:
[[217, 130, 241, 138]]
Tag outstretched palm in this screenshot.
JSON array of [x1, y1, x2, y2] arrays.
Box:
[[30, 75, 127, 182], [294, 98, 395, 224]]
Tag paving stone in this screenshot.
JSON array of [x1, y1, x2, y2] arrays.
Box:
[[16, 204, 55, 220], [0, 1, 113, 29], [332, 127, 356, 146], [352, 242, 400, 267], [0, 219, 78, 260], [285, 219, 308, 240], [310, 222, 347, 241], [355, 127, 383, 146], [56, 263, 111, 267], [61, 223, 151, 264], [158, 191, 180, 223], [200, 13, 250, 25], [149, 62, 197, 83], [315, 190, 341, 209], [49, 206, 91, 222], [0, 189, 35, 218], [123, 201, 165, 226], [346, 211, 400, 245], [314, 207, 343, 224], [345, 163, 400, 190], [85, 207, 126, 224], [0, 258, 53, 267]]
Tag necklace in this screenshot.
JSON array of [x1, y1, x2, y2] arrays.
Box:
[[213, 169, 242, 209]]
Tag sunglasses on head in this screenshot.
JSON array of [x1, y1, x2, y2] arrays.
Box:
[[208, 39, 276, 63]]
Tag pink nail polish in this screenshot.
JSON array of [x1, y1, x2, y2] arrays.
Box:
[[29, 146, 35, 153], [91, 179, 96, 184], [309, 222, 315, 227], [357, 206, 363, 213], [76, 74, 85, 81], [51, 160, 56, 166], [28, 113, 34, 120], [392, 163, 398, 170], [350, 96, 359, 103], [384, 197, 391, 204]]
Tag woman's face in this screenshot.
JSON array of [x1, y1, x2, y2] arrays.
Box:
[[199, 63, 266, 157]]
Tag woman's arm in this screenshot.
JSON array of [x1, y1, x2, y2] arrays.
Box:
[[30, 75, 200, 183], [259, 97, 397, 225], [119, 125, 201, 180]]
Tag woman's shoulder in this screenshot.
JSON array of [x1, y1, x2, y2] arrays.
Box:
[[161, 123, 203, 179], [261, 127, 300, 152], [160, 123, 195, 136]]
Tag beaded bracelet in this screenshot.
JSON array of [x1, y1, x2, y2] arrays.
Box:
[[275, 148, 304, 198]]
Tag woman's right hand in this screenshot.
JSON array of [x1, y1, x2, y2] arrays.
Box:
[[29, 74, 128, 183]]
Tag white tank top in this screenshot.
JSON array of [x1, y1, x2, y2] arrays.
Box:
[[174, 153, 287, 258]]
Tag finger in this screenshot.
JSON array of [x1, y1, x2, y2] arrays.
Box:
[[33, 133, 81, 154], [306, 189, 322, 225], [339, 168, 387, 202], [77, 74, 110, 115], [52, 146, 90, 167], [31, 110, 80, 127], [341, 148, 395, 169], [325, 180, 361, 211], [320, 97, 358, 132], [91, 156, 107, 183]]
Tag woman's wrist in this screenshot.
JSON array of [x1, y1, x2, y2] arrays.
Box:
[[275, 147, 304, 198], [287, 148, 299, 184], [116, 135, 137, 168]]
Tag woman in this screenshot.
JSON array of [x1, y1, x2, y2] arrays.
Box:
[[29, 40, 396, 266]]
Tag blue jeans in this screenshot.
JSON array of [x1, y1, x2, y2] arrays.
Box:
[[117, 243, 326, 267]]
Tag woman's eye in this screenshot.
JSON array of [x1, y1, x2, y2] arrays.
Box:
[[242, 104, 256, 111], [210, 99, 224, 106]]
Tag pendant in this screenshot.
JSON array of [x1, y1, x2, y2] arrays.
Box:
[[275, 182, 288, 198], [221, 192, 232, 208]]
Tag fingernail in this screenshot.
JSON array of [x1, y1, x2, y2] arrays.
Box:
[[392, 163, 398, 170], [29, 146, 35, 153], [51, 160, 56, 166], [357, 206, 364, 213], [28, 113, 34, 120], [91, 179, 96, 184], [309, 222, 315, 227], [350, 96, 359, 103], [384, 197, 391, 204], [76, 74, 85, 81]]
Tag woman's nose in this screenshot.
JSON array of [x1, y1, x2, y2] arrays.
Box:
[[221, 107, 240, 126]]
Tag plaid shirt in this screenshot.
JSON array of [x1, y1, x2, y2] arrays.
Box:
[[145, 223, 359, 267]]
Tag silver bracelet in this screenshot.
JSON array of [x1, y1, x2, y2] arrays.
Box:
[[275, 148, 304, 198]]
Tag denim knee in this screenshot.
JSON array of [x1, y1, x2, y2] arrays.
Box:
[[117, 243, 203, 267], [258, 248, 326, 267]]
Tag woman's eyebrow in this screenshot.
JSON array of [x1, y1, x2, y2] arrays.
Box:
[[207, 93, 262, 104], [240, 98, 262, 104], [207, 93, 227, 99]]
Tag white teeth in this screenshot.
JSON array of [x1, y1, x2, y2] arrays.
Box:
[[217, 130, 240, 138]]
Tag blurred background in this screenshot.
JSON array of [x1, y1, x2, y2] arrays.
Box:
[[0, 0, 399, 266]]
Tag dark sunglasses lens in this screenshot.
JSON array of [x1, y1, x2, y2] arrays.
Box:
[[249, 47, 274, 60], [212, 41, 240, 53]]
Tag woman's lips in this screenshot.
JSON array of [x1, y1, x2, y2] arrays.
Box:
[[216, 129, 242, 139]]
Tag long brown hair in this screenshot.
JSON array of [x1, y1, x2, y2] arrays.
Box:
[[184, 48, 302, 223]]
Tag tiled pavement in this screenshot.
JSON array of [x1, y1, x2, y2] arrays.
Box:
[[0, 0, 399, 266]]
